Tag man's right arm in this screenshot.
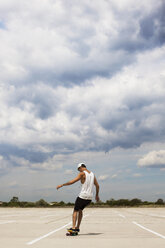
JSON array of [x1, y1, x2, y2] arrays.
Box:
[[94, 176, 100, 202]]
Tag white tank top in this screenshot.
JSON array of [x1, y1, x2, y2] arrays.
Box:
[[79, 171, 94, 200]]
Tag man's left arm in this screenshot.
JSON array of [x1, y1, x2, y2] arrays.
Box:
[[56, 173, 82, 190]]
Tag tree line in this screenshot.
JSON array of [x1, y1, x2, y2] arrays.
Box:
[[0, 197, 165, 207]]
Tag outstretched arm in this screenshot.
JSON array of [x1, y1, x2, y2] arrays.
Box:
[[56, 173, 82, 190], [94, 176, 100, 202]]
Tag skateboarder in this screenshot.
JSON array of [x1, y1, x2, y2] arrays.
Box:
[[56, 163, 100, 233]]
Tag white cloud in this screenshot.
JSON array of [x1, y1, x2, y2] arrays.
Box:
[[98, 173, 118, 180], [10, 155, 63, 171], [0, 0, 163, 86], [0, 0, 164, 202], [31, 156, 63, 171], [5, 151, 111, 172], [98, 175, 109, 181], [133, 173, 142, 177], [1, 45, 165, 155], [0, 0, 165, 172], [8, 181, 18, 187], [137, 150, 165, 168], [0, 155, 11, 172], [111, 174, 117, 178], [10, 156, 30, 167], [64, 170, 73, 175]]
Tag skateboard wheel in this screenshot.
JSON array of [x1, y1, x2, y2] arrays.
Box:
[[66, 232, 78, 236]]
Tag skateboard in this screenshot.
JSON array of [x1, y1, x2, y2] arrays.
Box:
[[66, 229, 78, 236]]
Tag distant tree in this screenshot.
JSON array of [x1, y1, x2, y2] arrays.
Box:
[[130, 198, 142, 206], [95, 200, 105, 205], [1, 202, 8, 207], [66, 202, 74, 206], [50, 201, 60, 206], [143, 201, 152, 205], [35, 199, 49, 207], [10, 196, 19, 203], [155, 199, 164, 205], [22, 202, 35, 207], [117, 199, 130, 206], [106, 198, 116, 206]]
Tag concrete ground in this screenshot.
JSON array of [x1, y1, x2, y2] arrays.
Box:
[[0, 207, 165, 248]]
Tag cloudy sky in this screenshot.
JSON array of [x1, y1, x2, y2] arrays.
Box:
[[0, 0, 165, 203]]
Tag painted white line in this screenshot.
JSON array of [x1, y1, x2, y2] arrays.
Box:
[[27, 214, 89, 245], [129, 210, 143, 215], [0, 215, 20, 217], [113, 210, 126, 218], [0, 214, 31, 218], [0, 220, 16, 225], [27, 222, 72, 245], [118, 213, 126, 218], [133, 221, 165, 239], [40, 215, 59, 219], [129, 210, 165, 218], [149, 214, 165, 218]]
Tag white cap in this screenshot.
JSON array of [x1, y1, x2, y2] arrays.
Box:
[[77, 163, 84, 170]]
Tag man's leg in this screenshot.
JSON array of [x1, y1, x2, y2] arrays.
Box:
[[76, 209, 83, 229], [72, 210, 78, 229]]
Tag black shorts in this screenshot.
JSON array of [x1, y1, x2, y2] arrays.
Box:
[[74, 197, 91, 211]]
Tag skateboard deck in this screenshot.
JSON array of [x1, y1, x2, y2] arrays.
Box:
[[66, 230, 78, 236]]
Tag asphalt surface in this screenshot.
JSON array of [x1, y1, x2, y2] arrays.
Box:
[[0, 207, 165, 248]]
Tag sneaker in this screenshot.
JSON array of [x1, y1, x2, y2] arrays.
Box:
[[67, 227, 76, 232], [75, 228, 80, 232]]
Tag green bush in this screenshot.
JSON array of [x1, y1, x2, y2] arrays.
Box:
[[130, 198, 142, 206], [35, 199, 49, 207], [155, 199, 164, 205]]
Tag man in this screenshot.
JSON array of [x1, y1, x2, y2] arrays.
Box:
[[56, 163, 100, 233]]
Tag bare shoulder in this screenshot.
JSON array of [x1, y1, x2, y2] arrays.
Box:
[[78, 172, 85, 179], [79, 172, 85, 176]]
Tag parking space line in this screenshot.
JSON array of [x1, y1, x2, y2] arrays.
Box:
[[0, 220, 16, 224], [133, 221, 165, 239], [127, 210, 165, 218], [149, 214, 165, 218], [118, 213, 126, 218], [0, 214, 31, 218], [113, 210, 126, 218], [27, 214, 89, 245], [40, 215, 59, 219], [27, 221, 72, 245]]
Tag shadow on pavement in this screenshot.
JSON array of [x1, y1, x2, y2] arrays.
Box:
[[79, 233, 103, 236]]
